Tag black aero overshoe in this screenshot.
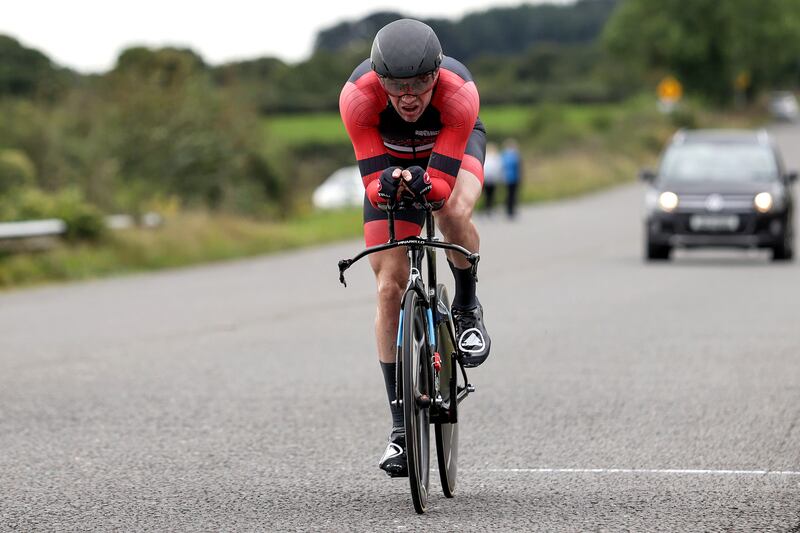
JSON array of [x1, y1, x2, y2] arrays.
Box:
[[452, 300, 491, 367], [378, 428, 408, 477]]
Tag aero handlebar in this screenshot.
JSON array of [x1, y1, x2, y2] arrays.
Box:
[[337, 201, 479, 287]]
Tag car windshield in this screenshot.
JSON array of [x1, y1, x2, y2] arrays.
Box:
[[660, 143, 779, 183]]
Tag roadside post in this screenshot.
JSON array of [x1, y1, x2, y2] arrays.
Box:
[[734, 71, 751, 107]]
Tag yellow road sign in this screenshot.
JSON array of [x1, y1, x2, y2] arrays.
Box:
[[658, 76, 683, 102], [735, 71, 751, 91]]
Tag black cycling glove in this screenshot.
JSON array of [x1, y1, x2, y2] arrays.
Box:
[[377, 166, 403, 205], [401, 165, 433, 200]]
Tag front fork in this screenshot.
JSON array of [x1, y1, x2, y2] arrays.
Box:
[[394, 254, 474, 415]]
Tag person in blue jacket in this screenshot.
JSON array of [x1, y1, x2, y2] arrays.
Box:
[[502, 139, 522, 219]]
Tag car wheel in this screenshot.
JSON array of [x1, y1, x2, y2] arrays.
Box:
[[772, 230, 794, 261], [646, 239, 671, 261]]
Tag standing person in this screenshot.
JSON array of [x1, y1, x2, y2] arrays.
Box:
[[482, 142, 504, 215], [502, 138, 523, 219], [339, 18, 492, 477]]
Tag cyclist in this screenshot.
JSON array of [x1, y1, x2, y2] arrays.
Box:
[[339, 18, 491, 477]]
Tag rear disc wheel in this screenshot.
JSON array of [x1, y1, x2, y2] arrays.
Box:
[[434, 284, 459, 497]]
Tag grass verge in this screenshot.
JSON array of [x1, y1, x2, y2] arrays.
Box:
[[0, 209, 363, 289]]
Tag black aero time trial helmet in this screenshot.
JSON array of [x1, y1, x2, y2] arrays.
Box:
[[370, 19, 442, 79]]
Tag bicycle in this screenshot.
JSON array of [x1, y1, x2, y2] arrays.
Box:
[[338, 198, 478, 514]]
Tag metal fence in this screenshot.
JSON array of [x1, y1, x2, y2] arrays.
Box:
[[0, 213, 163, 248]]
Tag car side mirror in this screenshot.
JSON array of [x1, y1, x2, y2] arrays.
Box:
[[786, 170, 798, 183], [639, 168, 657, 182]]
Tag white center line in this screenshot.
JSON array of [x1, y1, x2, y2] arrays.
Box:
[[489, 468, 800, 476]]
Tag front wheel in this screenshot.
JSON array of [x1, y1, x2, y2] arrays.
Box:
[[401, 290, 431, 514]]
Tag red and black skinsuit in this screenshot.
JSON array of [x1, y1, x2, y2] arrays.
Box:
[[339, 56, 486, 246]]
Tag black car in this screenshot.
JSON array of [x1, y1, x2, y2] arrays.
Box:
[[641, 129, 797, 261]]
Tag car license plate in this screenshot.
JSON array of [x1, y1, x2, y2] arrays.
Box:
[[689, 215, 739, 232]]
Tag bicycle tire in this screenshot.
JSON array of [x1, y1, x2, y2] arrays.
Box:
[[401, 289, 431, 514], [434, 284, 459, 497]]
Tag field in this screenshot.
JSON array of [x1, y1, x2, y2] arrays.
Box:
[[264, 102, 628, 146]]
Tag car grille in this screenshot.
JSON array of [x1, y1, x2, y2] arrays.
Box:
[[676, 194, 755, 211], [670, 212, 758, 234]]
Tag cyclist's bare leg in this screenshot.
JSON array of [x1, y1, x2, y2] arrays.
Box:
[[435, 169, 482, 268], [369, 247, 410, 363], [370, 246, 411, 475]]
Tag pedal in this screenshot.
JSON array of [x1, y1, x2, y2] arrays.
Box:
[[466, 384, 475, 393]]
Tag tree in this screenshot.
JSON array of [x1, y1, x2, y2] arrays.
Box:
[[313, 1, 618, 64], [0, 148, 36, 193], [0, 35, 68, 99], [603, 0, 800, 103], [313, 12, 405, 54], [100, 47, 281, 212]]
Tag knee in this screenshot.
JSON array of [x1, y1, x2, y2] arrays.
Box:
[[375, 272, 405, 308], [438, 196, 473, 230]]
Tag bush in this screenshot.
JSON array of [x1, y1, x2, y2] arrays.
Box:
[[0, 148, 36, 193], [589, 112, 613, 132], [669, 106, 699, 129], [52, 188, 107, 242], [526, 104, 566, 137]]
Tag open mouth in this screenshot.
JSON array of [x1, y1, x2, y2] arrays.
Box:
[[400, 102, 420, 117]]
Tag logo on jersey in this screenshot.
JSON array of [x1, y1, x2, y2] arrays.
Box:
[[415, 129, 440, 137]]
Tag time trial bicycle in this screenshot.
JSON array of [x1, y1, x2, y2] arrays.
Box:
[[338, 199, 477, 514]]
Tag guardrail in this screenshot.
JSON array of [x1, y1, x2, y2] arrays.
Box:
[[0, 213, 163, 245], [0, 219, 68, 240]]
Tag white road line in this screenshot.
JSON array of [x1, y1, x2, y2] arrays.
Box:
[[489, 468, 800, 476]]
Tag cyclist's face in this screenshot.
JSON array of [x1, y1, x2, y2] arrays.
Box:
[[381, 70, 438, 123], [388, 91, 434, 123]]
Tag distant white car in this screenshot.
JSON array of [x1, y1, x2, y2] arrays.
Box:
[[769, 91, 799, 122], [312, 165, 364, 209]]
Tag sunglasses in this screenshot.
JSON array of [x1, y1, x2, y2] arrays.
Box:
[[379, 70, 439, 97]]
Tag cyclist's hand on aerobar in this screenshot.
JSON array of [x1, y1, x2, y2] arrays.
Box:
[[377, 165, 432, 207], [377, 166, 403, 206], [399, 166, 432, 202]]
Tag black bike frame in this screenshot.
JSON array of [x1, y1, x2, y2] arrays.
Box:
[[338, 202, 479, 420]]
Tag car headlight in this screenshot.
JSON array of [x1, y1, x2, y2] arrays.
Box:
[[658, 191, 679, 212], [754, 192, 773, 213]]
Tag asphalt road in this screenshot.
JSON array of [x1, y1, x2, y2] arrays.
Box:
[[2, 124, 800, 531]]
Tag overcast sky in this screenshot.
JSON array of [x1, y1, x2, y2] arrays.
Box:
[[2, 1, 570, 73]]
